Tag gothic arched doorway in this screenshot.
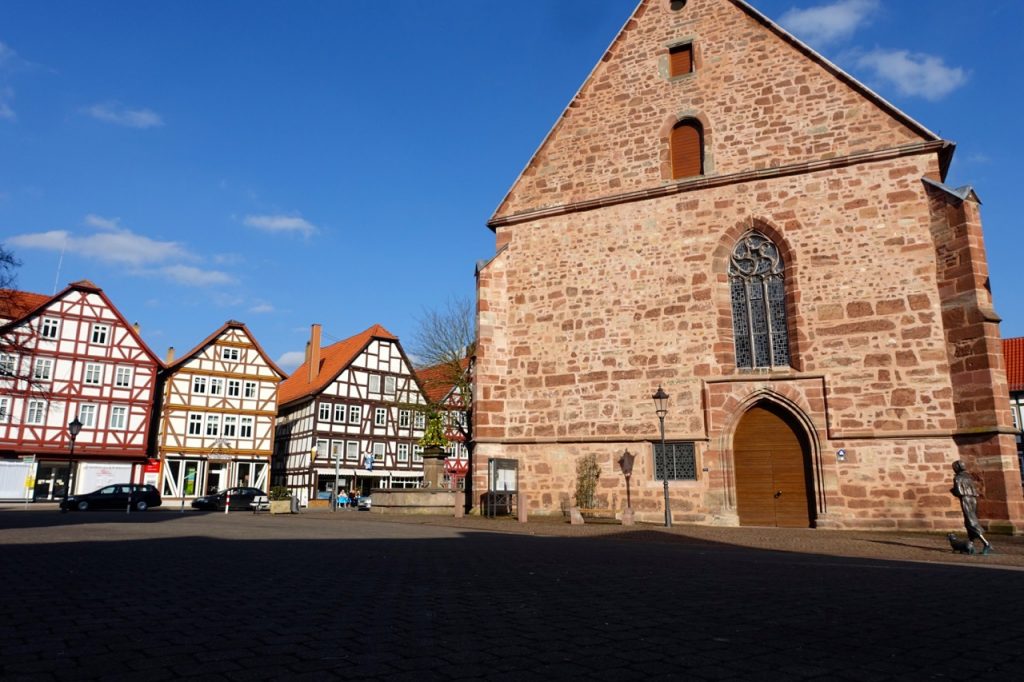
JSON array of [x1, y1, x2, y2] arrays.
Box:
[[733, 402, 814, 527]]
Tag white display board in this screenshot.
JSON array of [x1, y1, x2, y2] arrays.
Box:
[[77, 463, 133, 493], [0, 461, 34, 500]]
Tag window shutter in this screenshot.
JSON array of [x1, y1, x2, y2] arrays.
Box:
[[671, 122, 702, 179], [669, 44, 692, 77]]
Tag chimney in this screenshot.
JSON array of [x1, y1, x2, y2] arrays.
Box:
[[165, 346, 175, 363], [307, 324, 322, 383], [133, 322, 141, 334]]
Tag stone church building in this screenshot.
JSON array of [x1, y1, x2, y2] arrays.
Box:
[[473, 0, 1024, 532]]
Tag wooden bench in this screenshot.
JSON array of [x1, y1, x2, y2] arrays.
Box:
[[567, 507, 620, 525]]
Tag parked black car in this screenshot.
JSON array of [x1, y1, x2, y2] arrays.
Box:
[[61, 484, 162, 512], [191, 487, 266, 511]]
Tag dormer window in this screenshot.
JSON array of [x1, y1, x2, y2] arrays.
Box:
[[669, 43, 693, 77]]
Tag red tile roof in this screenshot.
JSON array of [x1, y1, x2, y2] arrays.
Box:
[[0, 289, 50, 321], [416, 357, 470, 404], [277, 324, 398, 407], [1004, 337, 1024, 393]]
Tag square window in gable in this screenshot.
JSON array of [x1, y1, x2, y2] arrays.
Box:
[[669, 43, 693, 77]]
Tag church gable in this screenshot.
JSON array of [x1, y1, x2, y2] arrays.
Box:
[[493, 0, 939, 223]]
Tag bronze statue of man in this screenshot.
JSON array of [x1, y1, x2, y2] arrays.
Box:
[[950, 460, 993, 554]]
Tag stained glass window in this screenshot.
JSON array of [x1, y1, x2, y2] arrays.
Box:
[[729, 231, 789, 369]]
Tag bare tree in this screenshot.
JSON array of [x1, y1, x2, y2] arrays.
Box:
[[0, 245, 51, 416], [408, 295, 476, 450]]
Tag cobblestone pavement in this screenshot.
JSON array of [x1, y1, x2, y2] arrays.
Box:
[[2, 506, 1023, 680]]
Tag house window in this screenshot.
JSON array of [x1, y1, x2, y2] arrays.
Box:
[[372, 442, 385, 462], [221, 347, 240, 361], [0, 353, 15, 377], [334, 403, 345, 422], [223, 415, 237, 437], [412, 445, 423, 462], [669, 42, 693, 77], [27, 400, 47, 424], [0, 397, 9, 422], [653, 441, 697, 480], [399, 410, 410, 428], [384, 376, 396, 395], [346, 441, 359, 461], [193, 376, 207, 394], [730, 231, 790, 369], [369, 375, 381, 393], [331, 440, 344, 461], [84, 363, 102, 385], [239, 416, 254, 438], [40, 317, 60, 339], [375, 407, 387, 426], [188, 413, 203, 436], [414, 412, 426, 429], [33, 358, 53, 381], [205, 414, 220, 436], [397, 443, 409, 462], [670, 119, 703, 179], [209, 378, 223, 396], [227, 380, 241, 397], [244, 381, 257, 398], [90, 324, 110, 345], [78, 404, 97, 427], [319, 402, 331, 421], [109, 406, 127, 430], [316, 439, 328, 457], [349, 405, 361, 424], [115, 366, 132, 388]]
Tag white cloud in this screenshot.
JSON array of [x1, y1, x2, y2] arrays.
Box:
[[85, 102, 164, 129], [277, 350, 306, 372], [856, 49, 968, 101], [84, 213, 120, 230], [249, 303, 275, 314], [0, 86, 15, 121], [9, 224, 188, 266], [244, 214, 317, 237], [0, 41, 15, 65], [780, 0, 878, 46], [159, 264, 235, 287]]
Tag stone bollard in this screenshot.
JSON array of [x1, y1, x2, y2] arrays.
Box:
[[518, 493, 528, 523], [569, 507, 584, 525], [454, 491, 465, 518], [621, 507, 635, 526]]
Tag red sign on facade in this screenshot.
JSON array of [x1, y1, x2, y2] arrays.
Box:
[[144, 459, 161, 473]]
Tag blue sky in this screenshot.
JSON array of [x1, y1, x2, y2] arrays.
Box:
[[2, 0, 1022, 371]]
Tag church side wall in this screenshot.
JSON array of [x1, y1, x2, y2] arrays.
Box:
[[474, 153, 1015, 530]]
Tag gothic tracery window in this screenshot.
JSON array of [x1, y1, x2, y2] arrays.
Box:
[[729, 231, 789, 369]]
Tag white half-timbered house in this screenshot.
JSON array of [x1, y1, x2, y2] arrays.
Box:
[[0, 280, 161, 501], [274, 323, 427, 506], [156, 320, 285, 501]]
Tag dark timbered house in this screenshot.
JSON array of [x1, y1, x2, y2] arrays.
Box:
[[273, 324, 427, 506]]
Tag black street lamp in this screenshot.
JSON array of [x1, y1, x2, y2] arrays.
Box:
[[652, 386, 671, 528], [61, 416, 83, 514]]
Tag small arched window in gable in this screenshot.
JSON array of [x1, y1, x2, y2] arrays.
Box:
[[670, 119, 703, 179], [729, 231, 790, 369]]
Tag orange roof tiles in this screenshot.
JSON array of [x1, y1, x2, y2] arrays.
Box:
[[0, 289, 50, 321], [1004, 337, 1024, 393], [277, 324, 398, 407], [416, 357, 470, 404]]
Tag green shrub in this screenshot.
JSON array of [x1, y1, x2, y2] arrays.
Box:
[[574, 454, 600, 508], [269, 486, 292, 501]]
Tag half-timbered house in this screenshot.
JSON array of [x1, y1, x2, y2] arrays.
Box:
[[155, 320, 286, 501], [274, 323, 426, 506], [0, 280, 161, 501]]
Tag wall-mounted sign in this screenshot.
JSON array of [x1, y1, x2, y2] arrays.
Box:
[[837, 448, 847, 462]]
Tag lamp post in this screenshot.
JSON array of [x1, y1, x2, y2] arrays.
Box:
[[618, 449, 635, 509], [652, 386, 671, 528], [61, 416, 83, 514], [333, 445, 341, 512]]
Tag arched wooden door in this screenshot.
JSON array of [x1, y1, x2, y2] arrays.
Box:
[[733, 403, 814, 527]]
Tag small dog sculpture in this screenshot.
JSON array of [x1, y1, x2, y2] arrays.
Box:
[[947, 533, 976, 555]]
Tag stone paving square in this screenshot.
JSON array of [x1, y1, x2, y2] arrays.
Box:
[[1, 507, 1023, 680]]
